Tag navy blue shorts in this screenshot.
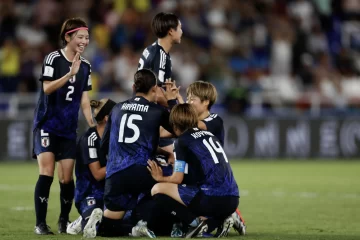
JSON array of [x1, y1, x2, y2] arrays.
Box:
[[75, 196, 103, 216], [104, 164, 157, 211], [32, 128, 76, 161], [178, 184, 199, 206], [188, 192, 239, 220]]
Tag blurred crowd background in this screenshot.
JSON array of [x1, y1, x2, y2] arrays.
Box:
[[0, 0, 360, 116]]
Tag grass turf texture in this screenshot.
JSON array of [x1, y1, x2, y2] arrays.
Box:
[[0, 160, 359, 240]]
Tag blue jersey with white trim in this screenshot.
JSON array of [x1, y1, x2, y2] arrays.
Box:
[[33, 50, 92, 139], [138, 41, 172, 84], [102, 96, 173, 178], [174, 128, 239, 197], [75, 127, 106, 203]]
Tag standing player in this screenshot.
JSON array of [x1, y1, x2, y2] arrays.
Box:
[[147, 104, 240, 238], [66, 98, 116, 237], [138, 12, 183, 152], [32, 18, 93, 235], [91, 69, 177, 238]]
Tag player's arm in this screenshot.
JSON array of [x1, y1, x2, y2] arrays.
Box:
[[43, 52, 81, 95], [81, 91, 95, 127], [89, 161, 106, 181], [147, 159, 184, 184], [160, 126, 175, 138], [148, 139, 186, 183], [81, 134, 105, 181]]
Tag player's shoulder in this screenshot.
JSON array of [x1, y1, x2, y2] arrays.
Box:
[[80, 56, 91, 68], [79, 127, 98, 143], [145, 41, 159, 51], [44, 50, 61, 66], [85, 127, 99, 146], [202, 113, 223, 123]]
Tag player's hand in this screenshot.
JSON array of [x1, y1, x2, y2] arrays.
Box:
[[68, 52, 81, 78], [147, 159, 163, 182], [162, 79, 180, 100]]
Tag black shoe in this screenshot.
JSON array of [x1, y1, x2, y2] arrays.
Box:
[[185, 219, 208, 238], [58, 217, 70, 233], [34, 223, 54, 235]]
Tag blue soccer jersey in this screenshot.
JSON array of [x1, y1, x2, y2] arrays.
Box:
[[75, 127, 106, 204], [33, 50, 92, 140], [183, 113, 225, 184], [201, 113, 225, 146], [174, 128, 239, 197], [138, 41, 172, 84], [102, 96, 173, 178]]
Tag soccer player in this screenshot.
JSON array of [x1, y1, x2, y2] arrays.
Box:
[[186, 81, 246, 235], [91, 68, 177, 238], [147, 104, 240, 238], [32, 18, 93, 235], [66, 98, 116, 237], [138, 12, 183, 152]]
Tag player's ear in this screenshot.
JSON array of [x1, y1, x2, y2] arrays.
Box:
[[132, 84, 136, 93], [104, 115, 109, 122], [65, 34, 71, 44], [203, 99, 210, 108]]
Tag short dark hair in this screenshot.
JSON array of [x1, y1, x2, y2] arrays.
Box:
[[151, 12, 179, 38], [60, 18, 88, 46], [170, 103, 198, 133], [134, 69, 157, 93]]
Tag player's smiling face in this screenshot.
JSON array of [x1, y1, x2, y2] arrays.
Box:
[[187, 94, 207, 117], [68, 29, 89, 53]]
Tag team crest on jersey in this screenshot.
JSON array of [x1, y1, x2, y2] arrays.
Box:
[[87, 197, 96, 206], [41, 137, 50, 147]]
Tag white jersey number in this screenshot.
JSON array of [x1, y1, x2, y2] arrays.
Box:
[[118, 114, 142, 143], [203, 137, 228, 164], [65, 86, 74, 101]]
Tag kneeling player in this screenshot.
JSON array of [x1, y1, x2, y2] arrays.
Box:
[[187, 81, 246, 235], [147, 104, 240, 238], [66, 99, 115, 237]]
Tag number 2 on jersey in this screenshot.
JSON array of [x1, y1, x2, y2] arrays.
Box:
[[65, 86, 74, 101], [203, 137, 228, 164], [118, 114, 142, 143]]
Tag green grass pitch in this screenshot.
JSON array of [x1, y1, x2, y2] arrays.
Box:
[[0, 160, 359, 240]]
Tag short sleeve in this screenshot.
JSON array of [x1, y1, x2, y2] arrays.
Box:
[[202, 114, 225, 146], [173, 139, 188, 163], [81, 58, 92, 92], [39, 52, 60, 82], [80, 131, 100, 165], [152, 48, 170, 83]]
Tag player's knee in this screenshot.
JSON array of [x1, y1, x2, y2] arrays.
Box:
[[151, 183, 163, 196], [59, 175, 74, 184]]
